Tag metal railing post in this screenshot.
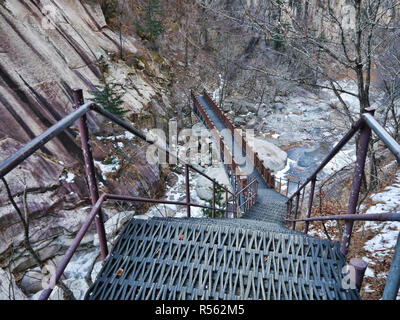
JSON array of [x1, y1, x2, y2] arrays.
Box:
[[292, 191, 300, 230], [212, 178, 216, 218], [349, 258, 368, 291], [382, 231, 400, 299], [72, 88, 108, 262], [340, 109, 374, 257], [304, 177, 316, 234], [286, 179, 290, 197], [185, 164, 191, 218], [287, 198, 292, 219], [225, 189, 228, 218]]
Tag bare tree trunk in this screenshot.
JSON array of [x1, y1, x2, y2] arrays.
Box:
[[1, 177, 76, 300]]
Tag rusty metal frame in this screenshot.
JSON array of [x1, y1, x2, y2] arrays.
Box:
[[284, 107, 400, 299], [39, 192, 236, 300], [0, 88, 258, 300]]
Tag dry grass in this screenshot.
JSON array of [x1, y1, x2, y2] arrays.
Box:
[[296, 165, 400, 300]]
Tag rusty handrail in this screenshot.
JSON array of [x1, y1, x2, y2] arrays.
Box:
[[202, 90, 276, 189], [287, 118, 363, 202], [192, 91, 258, 215], [191, 91, 247, 183], [283, 107, 400, 299], [0, 87, 251, 300], [39, 192, 238, 300], [286, 211, 400, 223]]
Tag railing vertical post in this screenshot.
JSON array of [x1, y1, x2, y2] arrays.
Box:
[[382, 231, 400, 299], [349, 258, 368, 292], [286, 179, 290, 197], [72, 88, 108, 262], [304, 177, 316, 234], [287, 199, 292, 219], [340, 109, 374, 257], [279, 177, 282, 193], [212, 178, 216, 218], [185, 164, 191, 218], [292, 191, 300, 230], [225, 189, 228, 218]]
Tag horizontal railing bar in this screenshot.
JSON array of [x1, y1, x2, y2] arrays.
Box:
[[286, 212, 400, 223], [363, 113, 400, 163], [104, 193, 235, 212], [39, 190, 238, 299], [287, 118, 363, 201], [0, 103, 92, 178]]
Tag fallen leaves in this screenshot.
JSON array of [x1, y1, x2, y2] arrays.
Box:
[[116, 268, 124, 278]]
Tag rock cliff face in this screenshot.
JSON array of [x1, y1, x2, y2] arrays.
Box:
[[0, 0, 174, 297]]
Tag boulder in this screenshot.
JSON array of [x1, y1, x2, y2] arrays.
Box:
[[246, 136, 288, 173], [19, 268, 43, 295], [233, 116, 246, 126], [93, 210, 134, 246], [195, 166, 231, 201]]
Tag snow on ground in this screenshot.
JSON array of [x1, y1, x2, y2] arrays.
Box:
[[94, 158, 120, 180], [358, 173, 400, 293], [139, 165, 208, 219], [59, 171, 75, 183], [361, 173, 400, 252]]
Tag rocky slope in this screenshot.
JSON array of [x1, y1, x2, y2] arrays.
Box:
[[0, 0, 176, 299]]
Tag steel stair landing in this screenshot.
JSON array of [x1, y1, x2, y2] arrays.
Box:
[[85, 217, 360, 300]]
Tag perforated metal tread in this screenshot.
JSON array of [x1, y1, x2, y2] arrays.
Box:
[[86, 96, 360, 300], [243, 201, 288, 225], [151, 217, 305, 236], [85, 218, 360, 300]]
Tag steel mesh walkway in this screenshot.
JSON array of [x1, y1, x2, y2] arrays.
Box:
[[85, 218, 359, 300], [85, 93, 360, 300]]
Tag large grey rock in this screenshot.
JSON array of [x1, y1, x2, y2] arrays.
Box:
[[195, 166, 231, 201], [233, 116, 246, 126], [93, 211, 135, 246], [20, 268, 43, 295], [246, 136, 288, 173]]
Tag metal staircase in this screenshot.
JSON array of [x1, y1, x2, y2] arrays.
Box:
[[2, 87, 399, 300], [84, 92, 360, 300]]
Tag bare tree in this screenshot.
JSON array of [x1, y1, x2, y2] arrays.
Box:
[[1, 177, 76, 300]]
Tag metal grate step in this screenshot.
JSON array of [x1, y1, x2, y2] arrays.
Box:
[[85, 218, 359, 300]]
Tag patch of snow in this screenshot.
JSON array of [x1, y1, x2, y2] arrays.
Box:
[[94, 158, 120, 180], [323, 145, 355, 175], [275, 157, 296, 180], [360, 173, 400, 288], [59, 171, 75, 183]]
